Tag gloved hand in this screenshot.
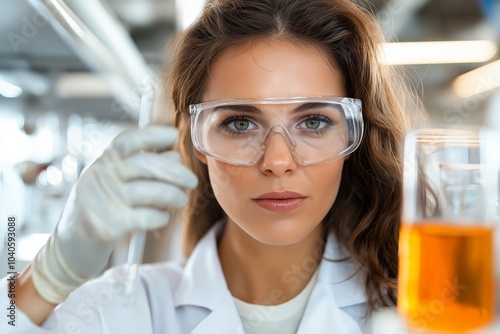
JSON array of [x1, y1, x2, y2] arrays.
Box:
[[31, 126, 198, 304]]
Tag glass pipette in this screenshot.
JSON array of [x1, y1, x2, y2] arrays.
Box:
[[122, 83, 155, 306]]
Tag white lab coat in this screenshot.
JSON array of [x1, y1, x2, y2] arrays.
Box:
[[0, 222, 371, 333]]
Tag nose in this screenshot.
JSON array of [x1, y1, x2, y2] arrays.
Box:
[[259, 132, 297, 176]]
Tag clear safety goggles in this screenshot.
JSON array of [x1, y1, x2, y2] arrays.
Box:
[[189, 96, 363, 166]]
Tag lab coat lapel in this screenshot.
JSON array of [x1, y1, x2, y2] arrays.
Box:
[[319, 232, 367, 307], [174, 221, 245, 333], [297, 233, 367, 333], [191, 292, 245, 334], [174, 222, 227, 310], [297, 281, 362, 333]]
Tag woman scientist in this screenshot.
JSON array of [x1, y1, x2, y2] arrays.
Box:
[[1, 0, 421, 333]]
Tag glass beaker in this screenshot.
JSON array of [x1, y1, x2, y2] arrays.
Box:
[[398, 128, 498, 332]]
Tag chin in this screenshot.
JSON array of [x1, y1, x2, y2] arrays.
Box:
[[244, 218, 319, 246]]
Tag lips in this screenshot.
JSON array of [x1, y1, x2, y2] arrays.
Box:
[[252, 191, 307, 212]]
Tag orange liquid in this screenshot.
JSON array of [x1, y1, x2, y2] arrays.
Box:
[[398, 223, 495, 332]]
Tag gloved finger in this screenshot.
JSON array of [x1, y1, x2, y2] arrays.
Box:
[[116, 152, 198, 189], [110, 126, 179, 157], [160, 150, 182, 162], [125, 180, 190, 208], [127, 208, 171, 231], [94, 207, 171, 241]]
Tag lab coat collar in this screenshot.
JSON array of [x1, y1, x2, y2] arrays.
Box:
[[297, 281, 364, 333], [191, 292, 245, 334], [173, 221, 228, 310], [318, 232, 368, 308], [174, 221, 368, 332]]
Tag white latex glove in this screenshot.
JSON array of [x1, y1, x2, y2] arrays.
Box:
[[31, 126, 198, 304]]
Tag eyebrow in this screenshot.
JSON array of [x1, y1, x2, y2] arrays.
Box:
[[213, 105, 261, 114], [213, 102, 332, 114]]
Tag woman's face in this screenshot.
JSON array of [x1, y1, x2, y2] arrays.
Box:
[[196, 39, 347, 245]]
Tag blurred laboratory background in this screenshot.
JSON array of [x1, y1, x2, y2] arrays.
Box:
[[1, 0, 499, 277]]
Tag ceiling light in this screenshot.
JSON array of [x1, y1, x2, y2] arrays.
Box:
[[452, 60, 500, 98], [56, 73, 112, 98], [382, 40, 497, 65], [0, 78, 23, 98]]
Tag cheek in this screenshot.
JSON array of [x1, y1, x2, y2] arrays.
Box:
[[312, 162, 344, 207], [206, 160, 248, 208]]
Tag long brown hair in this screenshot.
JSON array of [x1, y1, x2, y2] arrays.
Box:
[[165, 0, 422, 311]]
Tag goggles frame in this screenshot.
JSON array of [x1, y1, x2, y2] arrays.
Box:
[[189, 96, 364, 166]]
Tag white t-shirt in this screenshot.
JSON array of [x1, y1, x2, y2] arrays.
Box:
[[233, 269, 319, 334]]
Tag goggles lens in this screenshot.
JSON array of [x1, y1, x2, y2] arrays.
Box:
[[190, 97, 363, 166]]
